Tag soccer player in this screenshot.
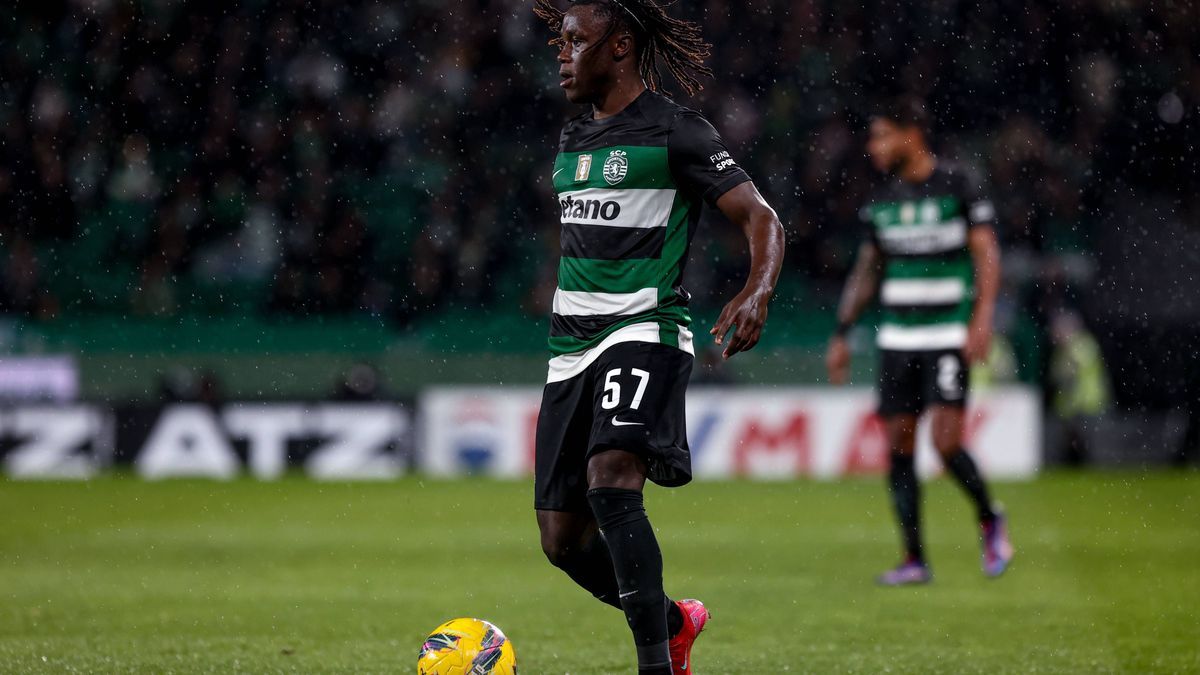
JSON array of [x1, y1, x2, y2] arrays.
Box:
[[826, 96, 1014, 586], [531, 1, 785, 672]]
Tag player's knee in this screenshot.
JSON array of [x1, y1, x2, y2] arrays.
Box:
[[541, 543, 569, 569], [931, 427, 960, 456], [586, 449, 646, 490], [887, 434, 916, 456], [884, 416, 917, 456], [539, 531, 575, 568], [933, 439, 958, 456]]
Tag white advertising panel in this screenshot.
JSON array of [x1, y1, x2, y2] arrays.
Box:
[[419, 387, 1041, 480]]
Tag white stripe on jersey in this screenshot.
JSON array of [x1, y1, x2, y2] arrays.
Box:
[[880, 278, 968, 306], [558, 187, 676, 229], [877, 323, 969, 351], [552, 288, 659, 316]]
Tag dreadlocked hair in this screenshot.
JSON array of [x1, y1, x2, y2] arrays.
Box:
[[532, 0, 713, 96]]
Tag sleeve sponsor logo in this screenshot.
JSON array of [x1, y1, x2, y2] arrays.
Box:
[[710, 150, 737, 172]]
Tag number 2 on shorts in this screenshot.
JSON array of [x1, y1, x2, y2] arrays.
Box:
[[937, 354, 962, 399]]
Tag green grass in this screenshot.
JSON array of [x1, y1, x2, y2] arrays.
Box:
[[1, 473, 1197, 673]]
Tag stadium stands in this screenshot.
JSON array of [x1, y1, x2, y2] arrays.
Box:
[[1, 1, 1195, 396]]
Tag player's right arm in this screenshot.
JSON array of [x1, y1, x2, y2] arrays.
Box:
[[826, 241, 883, 385]]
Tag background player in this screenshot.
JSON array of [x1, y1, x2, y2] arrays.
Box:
[[826, 96, 1014, 586], [532, 0, 785, 672]]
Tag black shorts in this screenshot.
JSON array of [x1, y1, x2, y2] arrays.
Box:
[[534, 341, 693, 512], [878, 348, 969, 417]]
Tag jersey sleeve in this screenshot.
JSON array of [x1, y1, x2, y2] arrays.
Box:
[[667, 110, 752, 205], [857, 202, 883, 250], [957, 164, 997, 228]]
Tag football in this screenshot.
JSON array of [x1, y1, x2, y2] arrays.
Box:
[[417, 618, 517, 675]]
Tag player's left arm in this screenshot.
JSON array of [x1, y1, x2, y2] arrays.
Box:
[[710, 182, 786, 359], [966, 223, 1000, 364], [960, 165, 1001, 364], [666, 110, 785, 359]]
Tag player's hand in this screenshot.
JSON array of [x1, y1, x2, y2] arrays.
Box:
[[710, 287, 770, 359], [826, 335, 851, 385], [964, 317, 992, 364]]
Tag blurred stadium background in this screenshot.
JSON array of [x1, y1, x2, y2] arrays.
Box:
[[0, 1, 1198, 672]]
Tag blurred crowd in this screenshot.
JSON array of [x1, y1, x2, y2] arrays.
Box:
[[0, 0, 1196, 330]]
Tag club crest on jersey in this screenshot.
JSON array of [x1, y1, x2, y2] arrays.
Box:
[[603, 149, 628, 185], [575, 154, 593, 182]]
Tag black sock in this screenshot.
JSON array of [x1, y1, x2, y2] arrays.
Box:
[[587, 487, 671, 673], [546, 529, 621, 609], [635, 652, 673, 675], [944, 448, 996, 523], [888, 452, 923, 562]]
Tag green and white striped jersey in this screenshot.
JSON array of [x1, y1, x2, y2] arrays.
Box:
[[860, 163, 995, 351], [545, 90, 750, 382]]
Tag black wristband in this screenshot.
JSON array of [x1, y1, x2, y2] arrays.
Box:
[[834, 321, 853, 338]]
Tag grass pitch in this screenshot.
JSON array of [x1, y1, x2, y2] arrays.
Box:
[[1, 472, 1197, 674]]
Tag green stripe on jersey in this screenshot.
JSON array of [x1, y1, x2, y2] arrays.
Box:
[[658, 319, 681, 349], [558, 258, 661, 294], [881, 301, 973, 327], [554, 146, 674, 192], [884, 255, 973, 281]]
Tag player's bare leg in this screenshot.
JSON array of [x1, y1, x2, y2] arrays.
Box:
[[878, 414, 931, 585], [930, 405, 1013, 576], [537, 509, 622, 608]]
